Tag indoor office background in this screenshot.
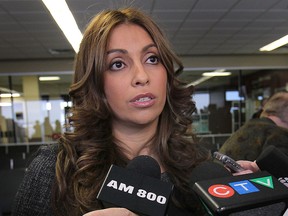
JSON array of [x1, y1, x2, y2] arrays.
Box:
[[1, 0, 288, 215], [1, 69, 287, 154]]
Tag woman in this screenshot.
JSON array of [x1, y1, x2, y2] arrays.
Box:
[[13, 7, 210, 216]]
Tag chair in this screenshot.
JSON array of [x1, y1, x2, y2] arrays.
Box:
[[0, 169, 25, 215]]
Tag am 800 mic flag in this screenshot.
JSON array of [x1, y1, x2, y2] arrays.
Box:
[[190, 161, 288, 216], [97, 155, 174, 216]]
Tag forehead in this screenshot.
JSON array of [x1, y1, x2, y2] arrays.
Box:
[[107, 23, 153, 47]]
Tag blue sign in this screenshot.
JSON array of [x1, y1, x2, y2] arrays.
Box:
[[229, 180, 259, 195]]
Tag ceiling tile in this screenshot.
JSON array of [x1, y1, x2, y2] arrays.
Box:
[[234, 0, 280, 10], [154, 0, 197, 10], [194, 0, 238, 10], [0, 0, 287, 62]]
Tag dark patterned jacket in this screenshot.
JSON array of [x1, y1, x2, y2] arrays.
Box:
[[12, 144, 57, 216], [12, 144, 206, 216], [219, 117, 288, 161]]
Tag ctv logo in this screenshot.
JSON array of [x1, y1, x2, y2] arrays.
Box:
[[208, 176, 274, 198]]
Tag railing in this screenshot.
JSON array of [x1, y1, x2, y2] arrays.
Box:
[[197, 133, 231, 151], [0, 142, 57, 170], [0, 134, 232, 170], [0, 141, 57, 154]]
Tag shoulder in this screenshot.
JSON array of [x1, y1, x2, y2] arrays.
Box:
[[230, 117, 275, 134], [24, 143, 58, 192], [244, 117, 274, 126], [223, 117, 278, 144], [13, 144, 58, 215], [29, 143, 58, 168], [24, 144, 58, 178]]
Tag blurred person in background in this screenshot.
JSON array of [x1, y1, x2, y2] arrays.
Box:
[[219, 91, 288, 161]]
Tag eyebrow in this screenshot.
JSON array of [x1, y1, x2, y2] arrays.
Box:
[[143, 43, 157, 52], [106, 43, 157, 55]]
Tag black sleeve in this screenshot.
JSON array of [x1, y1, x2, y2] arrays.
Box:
[[12, 144, 58, 216]]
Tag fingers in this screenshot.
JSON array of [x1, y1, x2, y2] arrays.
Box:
[[232, 169, 253, 176], [236, 160, 260, 172], [83, 208, 138, 216]]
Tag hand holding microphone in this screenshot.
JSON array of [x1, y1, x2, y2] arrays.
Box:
[[213, 152, 253, 176]]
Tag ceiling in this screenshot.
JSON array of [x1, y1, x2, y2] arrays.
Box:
[[0, 0, 288, 90]]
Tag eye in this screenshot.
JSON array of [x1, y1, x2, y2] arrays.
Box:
[[146, 55, 159, 64], [110, 61, 125, 71]]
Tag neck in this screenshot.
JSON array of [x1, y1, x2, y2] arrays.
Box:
[[268, 115, 288, 129], [112, 119, 159, 159]]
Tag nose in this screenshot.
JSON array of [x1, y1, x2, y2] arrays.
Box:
[[132, 63, 149, 86]]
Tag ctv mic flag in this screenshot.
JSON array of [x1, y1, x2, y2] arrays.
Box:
[[193, 171, 288, 215], [97, 165, 174, 216]]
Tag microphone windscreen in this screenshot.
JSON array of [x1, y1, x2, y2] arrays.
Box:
[[126, 155, 161, 179], [189, 161, 232, 187], [256, 145, 288, 179]]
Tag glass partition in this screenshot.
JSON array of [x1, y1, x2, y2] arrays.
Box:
[[0, 69, 287, 157], [0, 74, 72, 145]]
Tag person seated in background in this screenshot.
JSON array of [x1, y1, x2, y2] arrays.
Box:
[[219, 91, 288, 161]]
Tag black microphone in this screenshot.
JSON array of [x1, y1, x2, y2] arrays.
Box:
[[256, 145, 288, 187], [97, 155, 174, 216], [190, 161, 288, 216]]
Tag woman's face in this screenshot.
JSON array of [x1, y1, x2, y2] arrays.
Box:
[[104, 23, 167, 128]]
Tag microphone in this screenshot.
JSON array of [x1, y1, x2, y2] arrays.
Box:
[[256, 145, 288, 187], [97, 155, 174, 216], [190, 161, 288, 215]]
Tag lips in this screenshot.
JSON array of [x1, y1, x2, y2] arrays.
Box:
[[135, 97, 151, 102], [130, 93, 156, 107], [131, 93, 155, 102]]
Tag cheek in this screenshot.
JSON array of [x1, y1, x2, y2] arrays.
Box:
[[104, 76, 126, 107], [157, 70, 168, 96]]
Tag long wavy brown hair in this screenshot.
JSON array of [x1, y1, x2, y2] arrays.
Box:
[[52, 7, 210, 215]]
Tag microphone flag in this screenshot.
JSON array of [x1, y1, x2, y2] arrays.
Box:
[[192, 171, 288, 215], [97, 165, 174, 216]]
